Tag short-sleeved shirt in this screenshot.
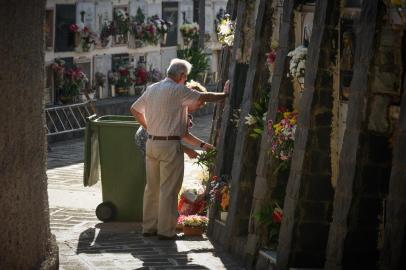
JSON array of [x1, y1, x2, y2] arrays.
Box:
[[131, 77, 201, 137]]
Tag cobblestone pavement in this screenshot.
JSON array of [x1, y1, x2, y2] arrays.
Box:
[[47, 114, 245, 270]]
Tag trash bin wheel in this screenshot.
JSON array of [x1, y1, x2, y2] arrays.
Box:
[[96, 201, 116, 222]]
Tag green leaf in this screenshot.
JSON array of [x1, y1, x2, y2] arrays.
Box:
[[253, 128, 263, 134]]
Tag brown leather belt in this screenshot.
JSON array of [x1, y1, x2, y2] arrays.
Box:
[[148, 135, 181, 140]]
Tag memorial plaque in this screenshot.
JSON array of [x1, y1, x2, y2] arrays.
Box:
[[76, 2, 96, 31], [94, 55, 112, 98], [129, 0, 147, 18]]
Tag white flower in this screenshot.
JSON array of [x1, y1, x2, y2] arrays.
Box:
[[219, 24, 231, 35], [245, 114, 257, 126]]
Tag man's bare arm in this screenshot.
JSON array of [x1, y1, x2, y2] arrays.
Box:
[[130, 107, 147, 129], [198, 92, 228, 103], [197, 80, 230, 103]]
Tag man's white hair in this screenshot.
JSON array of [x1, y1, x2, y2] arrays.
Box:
[[167, 58, 192, 79]]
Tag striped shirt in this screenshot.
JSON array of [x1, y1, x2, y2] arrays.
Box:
[[131, 77, 201, 137]]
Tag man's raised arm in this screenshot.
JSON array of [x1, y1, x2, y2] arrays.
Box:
[[198, 80, 230, 103]]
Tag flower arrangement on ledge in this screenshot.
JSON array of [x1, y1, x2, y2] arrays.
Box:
[[129, 8, 173, 47], [52, 59, 89, 104], [70, 23, 98, 52], [267, 108, 298, 167], [255, 202, 283, 249], [180, 22, 199, 46], [287, 45, 307, 91], [216, 14, 235, 47], [207, 175, 230, 221], [100, 20, 115, 48]]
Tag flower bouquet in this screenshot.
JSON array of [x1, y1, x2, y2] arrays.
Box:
[[216, 15, 235, 47], [150, 15, 173, 45], [70, 23, 98, 52], [99, 20, 115, 48], [254, 202, 283, 249], [267, 108, 298, 168], [114, 65, 136, 95], [244, 90, 270, 139], [266, 40, 279, 83], [180, 23, 199, 46], [208, 175, 230, 220], [181, 215, 208, 236], [287, 45, 307, 92], [52, 59, 88, 104]]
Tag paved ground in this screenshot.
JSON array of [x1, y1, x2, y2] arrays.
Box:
[[47, 114, 245, 270]]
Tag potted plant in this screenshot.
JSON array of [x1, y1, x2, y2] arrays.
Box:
[[182, 215, 208, 236]]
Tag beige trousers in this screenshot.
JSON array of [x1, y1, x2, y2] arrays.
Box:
[[143, 139, 184, 236]]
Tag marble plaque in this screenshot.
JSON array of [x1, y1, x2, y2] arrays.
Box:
[[129, 0, 147, 18], [76, 2, 96, 31], [94, 54, 112, 98], [146, 51, 161, 71]]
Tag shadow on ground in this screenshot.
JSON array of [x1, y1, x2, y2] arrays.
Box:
[[75, 223, 243, 269]]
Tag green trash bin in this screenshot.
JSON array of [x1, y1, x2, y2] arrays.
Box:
[[84, 115, 146, 222]]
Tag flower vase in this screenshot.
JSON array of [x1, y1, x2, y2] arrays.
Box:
[[183, 226, 204, 236], [111, 85, 116, 97], [98, 86, 103, 99], [292, 78, 304, 111], [220, 211, 228, 222], [161, 33, 167, 46], [74, 32, 81, 48], [129, 86, 135, 96]]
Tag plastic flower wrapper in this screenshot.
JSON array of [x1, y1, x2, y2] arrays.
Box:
[[178, 188, 206, 216]]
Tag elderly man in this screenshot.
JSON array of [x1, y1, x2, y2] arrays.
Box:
[[131, 58, 230, 240]]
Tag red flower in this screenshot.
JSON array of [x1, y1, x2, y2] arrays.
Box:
[[268, 49, 276, 64], [83, 26, 89, 33], [212, 175, 219, 181], [69, 24, 79, 33], [272, 208, 283, 224], [119, 68, 129, 76], [136, 68, 148, 85]]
